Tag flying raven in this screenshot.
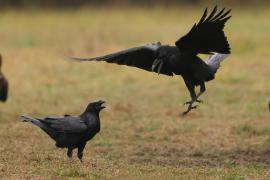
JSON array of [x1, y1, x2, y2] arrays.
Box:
[[0, 54, 8, 102], [68, 6, 231, 115], [21, 100, 106, 161]]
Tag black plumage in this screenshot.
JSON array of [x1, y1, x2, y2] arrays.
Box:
[[21, 100, 106, 161], [68, 6, 231, 115], [0, 54, 8, 102]]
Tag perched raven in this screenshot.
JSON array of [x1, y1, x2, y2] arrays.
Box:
[[68, 6, 231, 115], [21, 100, 106, 161], [0, 54, 8, 102]]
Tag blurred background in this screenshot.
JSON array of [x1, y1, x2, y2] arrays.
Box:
[[0, 0, 270, 8], [0, 1, 269, 179]]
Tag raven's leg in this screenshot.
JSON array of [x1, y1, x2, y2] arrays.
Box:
[[194, 83, 206, 102], [184, 80, 196, 105], [182, 103, 199, 115], [77, 143, 86, 162], [182, 80, 199, 115], [67, 148, 73, 159]]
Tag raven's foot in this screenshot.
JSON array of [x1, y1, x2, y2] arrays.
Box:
[[182, 105, 198, 116], [78, 153, 83, 163], [184, 101, 193, 105], [184, 99, 203, 105], [67, 149, 73, 159], [196, 99, 203, 103]]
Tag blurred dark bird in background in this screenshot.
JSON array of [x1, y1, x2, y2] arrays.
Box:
[[21, 100, 106, 162], [0, 54, 8, 102], [68, 6, 231, 115]]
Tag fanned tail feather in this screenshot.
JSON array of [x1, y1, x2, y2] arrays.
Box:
[[205, 53, 229, 73]]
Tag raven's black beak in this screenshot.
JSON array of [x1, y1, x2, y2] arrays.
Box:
[[97, 100, 106, 109], [152, 58, 164, 75]]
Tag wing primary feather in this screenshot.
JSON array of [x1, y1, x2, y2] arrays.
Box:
[[66, 53, 117, 61], [197, 8, 208, 25], [220, 16, 232, 23], [216, 9, 231, 21], [205, 6, 218, 22], [211, 8, 226, 21], [65, 56, 95, 61]]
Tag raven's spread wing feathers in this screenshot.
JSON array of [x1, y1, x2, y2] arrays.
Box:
[[175, 6, 231, 55], [68, 43, 173, 76], [39, 116, 88, 133], [0, 76, 8, 102]]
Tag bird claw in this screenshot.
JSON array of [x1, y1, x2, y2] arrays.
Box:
[[181, 105, 199, 116], [184, 99, 203, 105], [196, 99, 203, 103], [184, 101, 192, 105]]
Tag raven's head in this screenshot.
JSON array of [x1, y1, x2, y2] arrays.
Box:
[[85, 100, 106, 113]]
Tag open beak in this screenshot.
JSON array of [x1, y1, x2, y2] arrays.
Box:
[[152, 58, 164, 75], [97, 100, 106, 109]]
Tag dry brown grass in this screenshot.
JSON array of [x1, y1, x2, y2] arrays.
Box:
[[0, 5, 269, 179]]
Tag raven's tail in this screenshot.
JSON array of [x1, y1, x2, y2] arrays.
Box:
[[21, 115, 57, 139], [21, 115, 43, 126], [205, 53, 229, 74]]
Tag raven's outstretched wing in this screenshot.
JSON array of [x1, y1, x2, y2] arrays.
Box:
[[175, 6, 231, 55], [68, 43, 173, 76], [38, 116, 88, 133]]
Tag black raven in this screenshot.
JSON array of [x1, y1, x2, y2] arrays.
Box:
[[21, 100, 106, 161], [68, 6, 231, 115], [0, 54, 8, 102]]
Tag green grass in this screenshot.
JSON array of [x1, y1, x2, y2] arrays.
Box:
[[0, 5, 270, 179]]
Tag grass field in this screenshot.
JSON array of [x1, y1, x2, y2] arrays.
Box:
[[0, 5, 270, 179]]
